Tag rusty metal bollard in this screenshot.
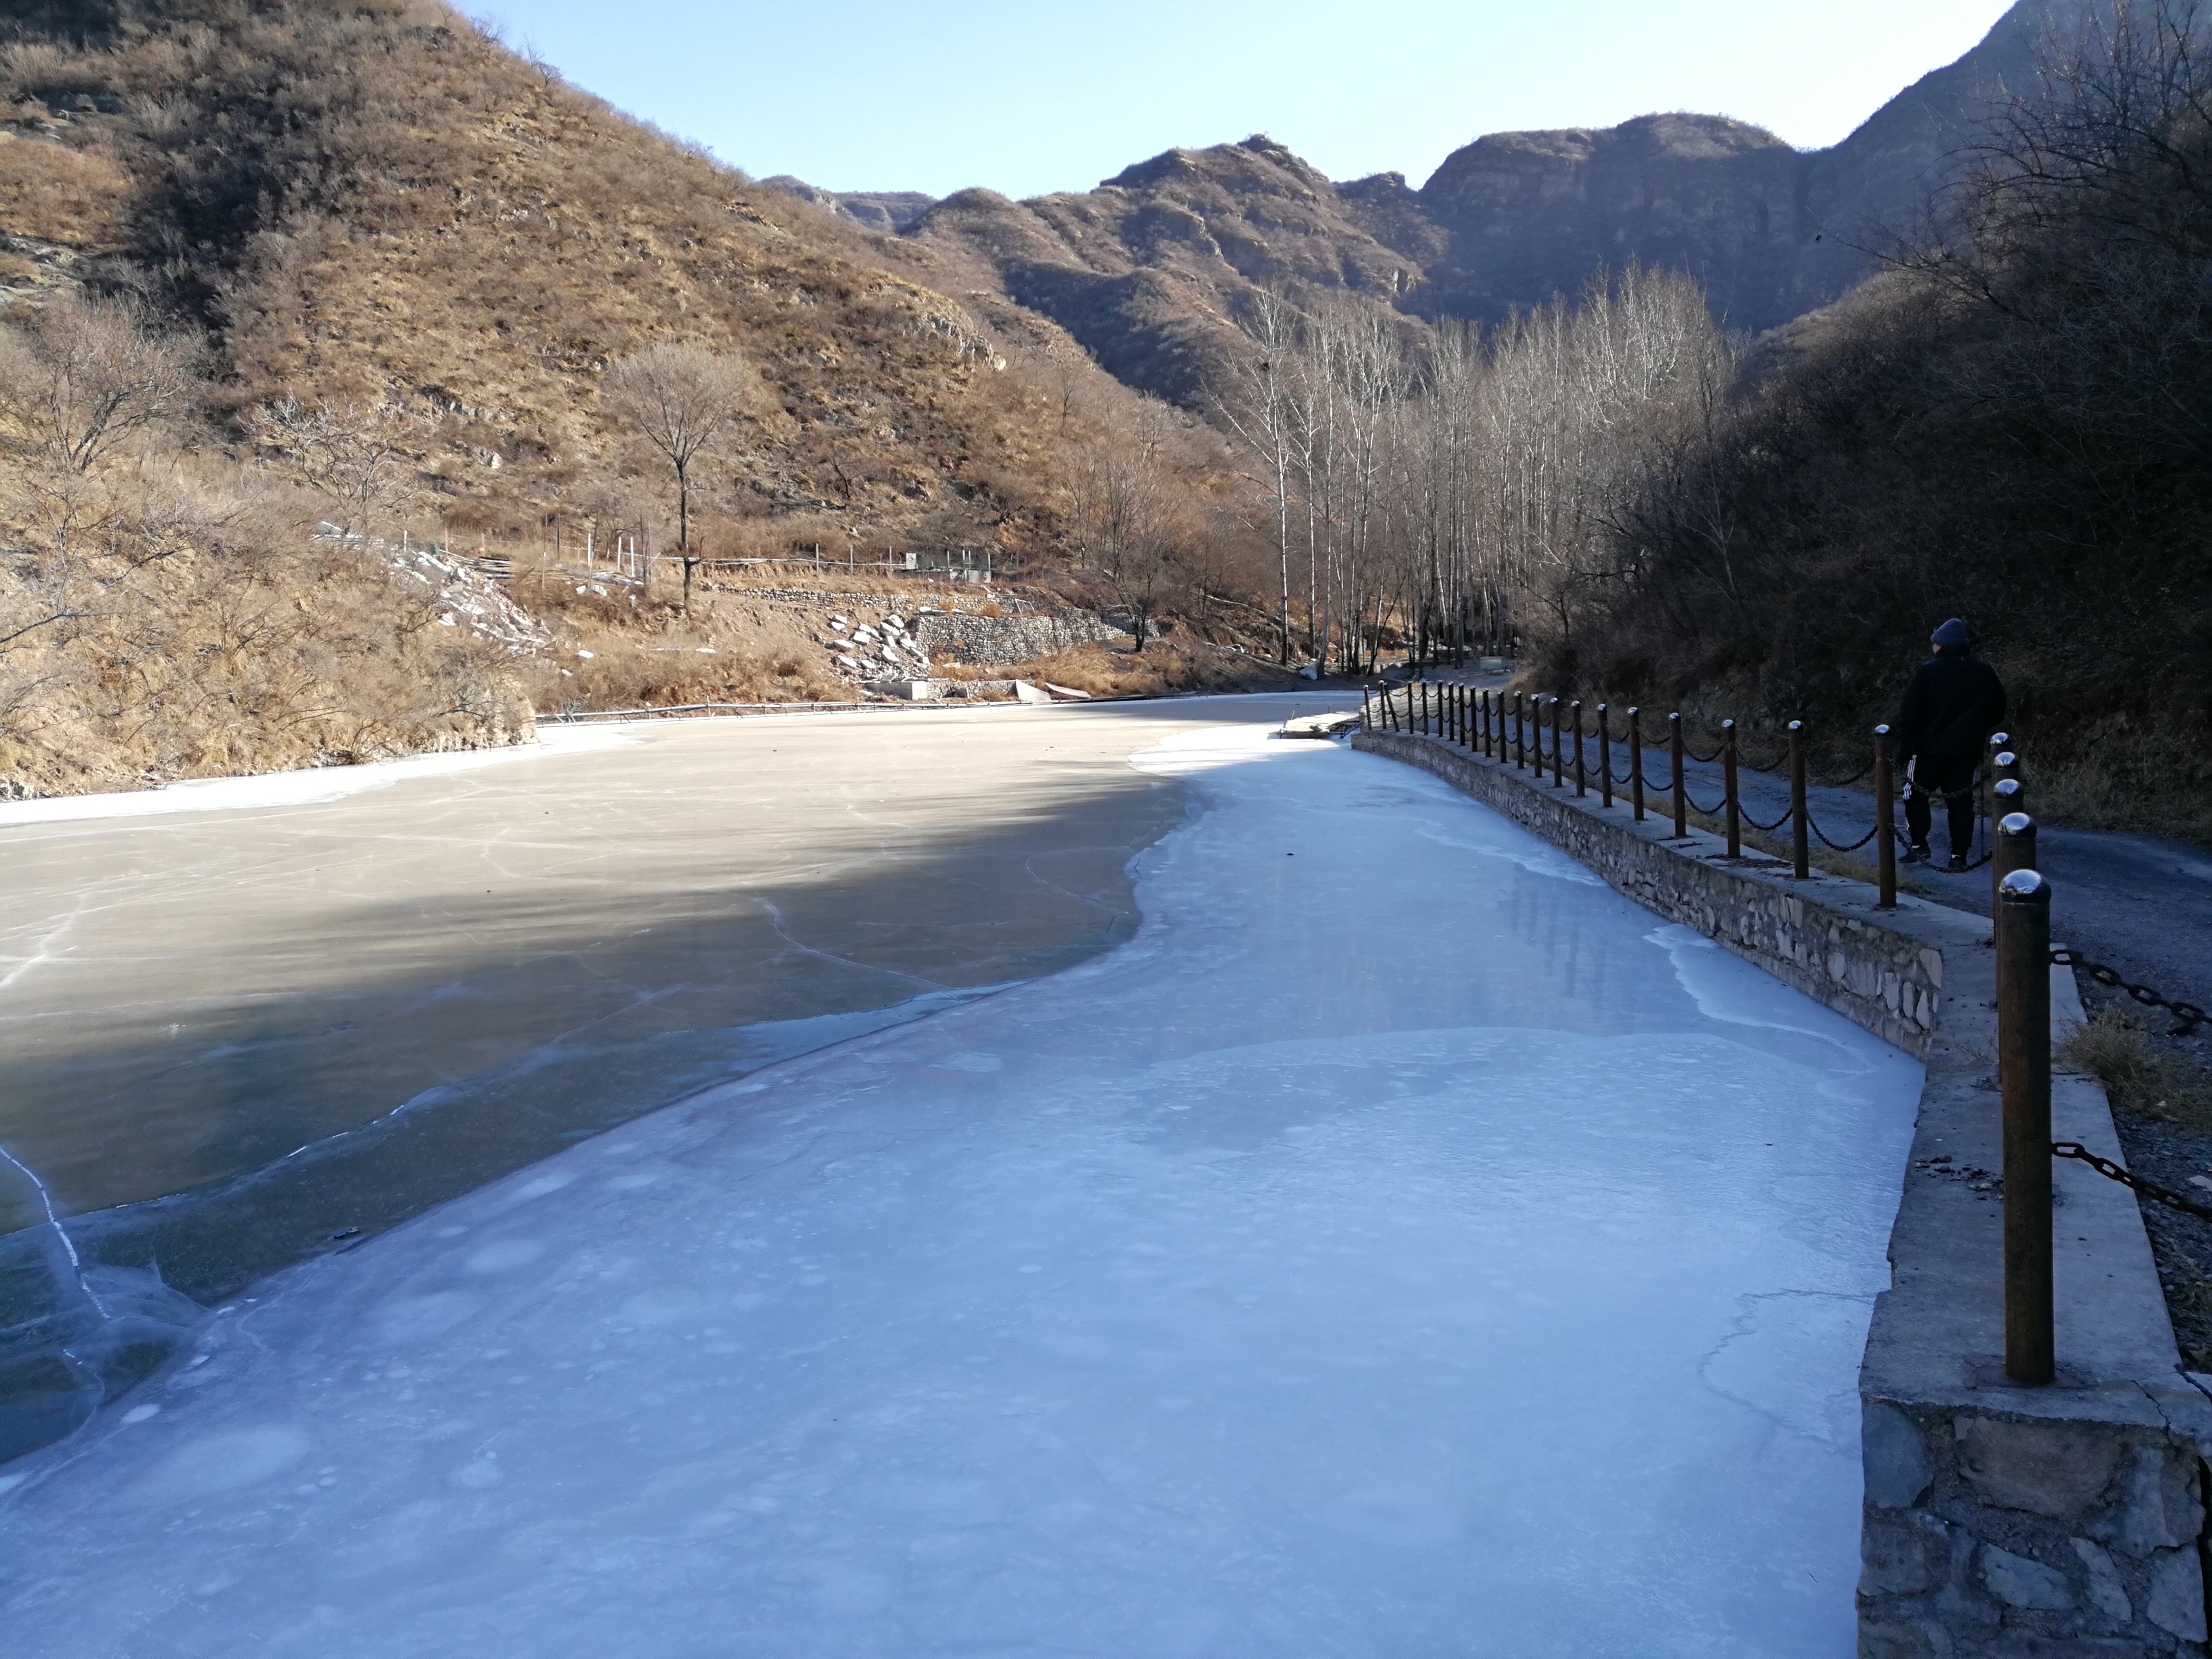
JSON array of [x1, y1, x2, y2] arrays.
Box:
[[1994, 751, 2024, 811], [1992, 794, 2032, 904], [1788, 720, 1809, 880], [1995, 865, 2055, 1386], [1669, 713, 1687, 839], [1629, 708, 1645, 822], [1722, 719, 1741, 857], [1597, 704, 1612, 808], [1875, 725, 1897, 908]]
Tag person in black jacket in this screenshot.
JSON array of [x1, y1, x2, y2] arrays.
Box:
[[1893, 617, 2007, 872]]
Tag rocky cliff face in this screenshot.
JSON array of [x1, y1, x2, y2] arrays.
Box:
[[1409, 1, 2084, 331], [1412, 114, 1820, 329], [767, 1, 2081, 398], [758, 177, 937, 234], [902, 137, 1431, 407]]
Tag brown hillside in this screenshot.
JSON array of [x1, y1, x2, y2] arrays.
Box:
[[0, 0, 1286, 796], [1, 0, 1200, 558], [778, 3, 2062, 388], [905, 137, 1429, 407]]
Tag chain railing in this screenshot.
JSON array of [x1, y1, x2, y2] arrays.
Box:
[[2049, 950, 2207, 1037], [2054, 1141, 2212, 1221], [1358, 682, 2017, 907]]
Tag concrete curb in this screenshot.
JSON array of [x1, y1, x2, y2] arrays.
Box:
[[1354, 729, 2212, 1657]]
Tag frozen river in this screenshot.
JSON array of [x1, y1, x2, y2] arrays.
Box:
[[0, 714, 1921, 1656]]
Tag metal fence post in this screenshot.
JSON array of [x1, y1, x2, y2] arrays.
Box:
[[1788, 720, 1809, 880], [1722, 719, 1741, 856], [1483, 689, 1494, 759], [1597, 704, 1612, 808], [1994, 777, 2022, 826], [1996, 867, 2055, 1386], [1515, 693, 1526, 769], [1551, 697, 1565, 788], [1993, 797, 2034, 905], [1670, 714, 1687, 838], [1572, 701, 1586, 796], [1629, 708, 1645, 822], [1994, 750, 2023, 813], [1875, 725, 1897, 908], [1986, 731, 2010, 853], [1990, 748, 2019, 863]]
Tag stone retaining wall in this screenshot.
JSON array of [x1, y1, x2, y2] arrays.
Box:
[[1354, 726, 2212, 1658], [912, 608, 1126, 665], [1357, 729, 1947, 1054]]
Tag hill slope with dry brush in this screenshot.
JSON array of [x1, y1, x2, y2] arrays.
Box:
[[0, 0, 1281, 795]]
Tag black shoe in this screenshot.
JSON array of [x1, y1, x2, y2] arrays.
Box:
[[1945, 853, 1968, 873], [1902, 843, 1930, 865]]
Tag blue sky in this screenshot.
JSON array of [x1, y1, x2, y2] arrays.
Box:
[[487, 0, 2019, 200]]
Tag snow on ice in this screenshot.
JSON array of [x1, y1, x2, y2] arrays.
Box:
[[0, 721, 1921, 1656]]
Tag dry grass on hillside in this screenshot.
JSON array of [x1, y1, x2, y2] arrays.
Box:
[[528, 582, 854, 711], [0, 132, 127, 248], [0, 1, 1290, 792], [0, 0, 1242, 562], [985, 640, 1304, 700], [0, 455, 531, 795]]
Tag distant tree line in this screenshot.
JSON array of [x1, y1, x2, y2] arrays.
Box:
[[1206, 0, 2212, 832], [1214, 266, 1727, 676]]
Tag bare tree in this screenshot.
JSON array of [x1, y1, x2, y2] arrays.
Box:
[[248, 396, 422, 540], [0, 295, 197, 474], [1070, 401, 1188, 651], [1216, 288, 1303, 663], [603, 341, 755, 610]]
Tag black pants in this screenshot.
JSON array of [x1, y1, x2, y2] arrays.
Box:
[[1904, 752, 1977, 857]]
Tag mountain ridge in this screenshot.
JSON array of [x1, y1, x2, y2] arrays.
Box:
[[766, 1, 2085, 403]]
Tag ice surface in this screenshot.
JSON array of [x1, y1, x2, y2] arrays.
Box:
[[0, 722, 1921, 1657], [0, 725, 644, 829]]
